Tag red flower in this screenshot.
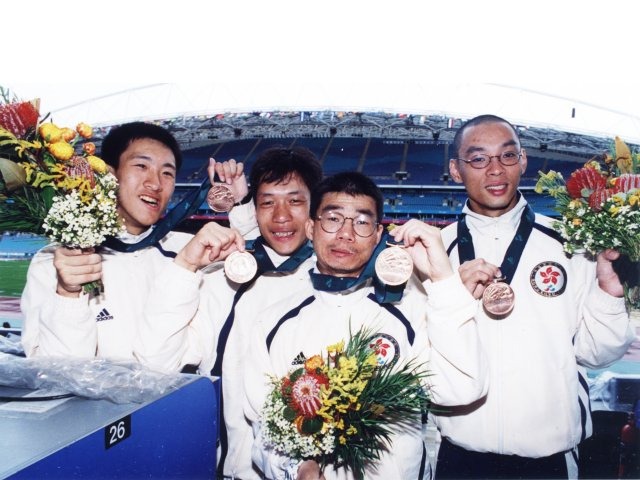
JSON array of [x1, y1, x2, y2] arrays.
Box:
[[0, 100, 39, 137], [613, 173, 640, 193], [566, 167, 606, 200], [290, 373, 329, 418], [65, 156, 96, 188], [588, 188, 616, 211]]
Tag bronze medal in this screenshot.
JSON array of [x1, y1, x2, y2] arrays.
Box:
[[207, 183, 235, 213], [482, 281, 515, 318], [224, 251, 258, 284], [375, 246, 413, 286]]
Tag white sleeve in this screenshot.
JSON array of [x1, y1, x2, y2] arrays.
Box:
[[243, 317, 292, 480], [20, 248, 97, 358], [575, 280, 634, 369], [421, 272, 489, 407], [133, 261, 204, 372], [228, 201, 260, 240]]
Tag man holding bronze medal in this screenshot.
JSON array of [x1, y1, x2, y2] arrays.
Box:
[[244, 172, 488, 480], [137, 146, 323, 480], [21, 121, 243, 360], [433, 115, 635, 479]]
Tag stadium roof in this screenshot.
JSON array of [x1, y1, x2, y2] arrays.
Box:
[[6, 0, 639, 147], [12, 83, 640, 139], [7, 83, 640, 149]]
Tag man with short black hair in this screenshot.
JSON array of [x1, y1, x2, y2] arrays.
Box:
[[244, 171, 488, 480], [432, 114, 634, 479], [136, 146, 324, 479], [21, 121, 242, 359]]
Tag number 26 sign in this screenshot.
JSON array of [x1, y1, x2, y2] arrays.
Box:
[[104, 415, 131, 449]]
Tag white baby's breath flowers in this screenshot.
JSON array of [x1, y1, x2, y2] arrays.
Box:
[[261, 392, 335, 460], [42, 186, 122, 249]]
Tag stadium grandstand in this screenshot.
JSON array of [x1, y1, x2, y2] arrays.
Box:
[[0, 233, 47, 260], [83, 110, 631, 231]]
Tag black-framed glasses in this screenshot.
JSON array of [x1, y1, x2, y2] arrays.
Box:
[[316, 211, 378, 237], [457, 150, 522, 169]]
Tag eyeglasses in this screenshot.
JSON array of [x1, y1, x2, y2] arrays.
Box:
[[457, 150, 522, 169], [316, 211, 378, 237]]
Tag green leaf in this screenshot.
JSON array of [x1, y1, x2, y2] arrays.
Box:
[[300, 417, 323, 435], [0, 157, 27, 192], [42, 185, 55, 210], [289, 367, 304, 383], [283, 406, 297, 422]]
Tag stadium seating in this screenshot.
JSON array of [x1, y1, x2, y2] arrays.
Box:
[[0, 234, 47, 259], [174, 137, 565, 226]]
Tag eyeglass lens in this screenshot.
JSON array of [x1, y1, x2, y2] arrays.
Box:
[[319, 211, 377, 237]]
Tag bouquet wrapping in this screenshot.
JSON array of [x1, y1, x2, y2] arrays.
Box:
[[535, 136, 640, 308], [260, 327, 430, 479], [0, 88, 123, 294]]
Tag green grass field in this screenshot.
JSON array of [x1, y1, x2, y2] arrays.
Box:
[[0, 260, 30, 297]]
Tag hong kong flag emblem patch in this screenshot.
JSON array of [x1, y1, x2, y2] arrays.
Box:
[[530, 261, 567, 297], [367, 333, 400, 366]]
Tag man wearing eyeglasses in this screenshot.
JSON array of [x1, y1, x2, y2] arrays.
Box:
[[244, 171, 488, 480], [432, 114, 634, 479]]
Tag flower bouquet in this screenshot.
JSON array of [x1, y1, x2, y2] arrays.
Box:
[[261, 327, 430, 479], [535, 136, 640, 308], [0, 88, 123, 294]]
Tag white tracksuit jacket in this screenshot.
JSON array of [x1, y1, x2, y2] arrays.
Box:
[[19, 201, 256, 362], [133, 234, 316, 480], [244, 270, 488, 480], [20, 230, 195, 360], [434, 195, 634, 458]]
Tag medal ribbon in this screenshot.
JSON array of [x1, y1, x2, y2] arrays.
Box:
[[309, 232, 405, 303], [248, 237, 314, 274], [457, 204, 535, 284], [104, 179, 211, 253]]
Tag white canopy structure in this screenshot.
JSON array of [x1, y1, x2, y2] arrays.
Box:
[[6, 0, 639, 144], [7, 83, 639, 146]]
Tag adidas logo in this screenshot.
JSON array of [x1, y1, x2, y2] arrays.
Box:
[[96, 308, 114, 322], [291, 351, 306, 365]]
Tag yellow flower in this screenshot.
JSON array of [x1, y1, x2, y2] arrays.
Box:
[[83, 142, 96, 155], [339, 435, 347, 445], [346, 425, 358, 436], [534, 170, 564, 195], [304, 355, 324, 372], [60, 127, 77, 142], [76, 122, 93, 139], [612, 195, 625, 206], [39, 123, 62, 143], [48, 141, 75, 161], [585, 160, 602, 171], [326, 340, 344, 355], [572, 218, 582, 226], [87, 155, 108, 174], [568, 199, 582, 210], [629, 194, 639, 207]]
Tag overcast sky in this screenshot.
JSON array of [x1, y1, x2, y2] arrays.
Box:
[[4, 0, 639, 139]]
